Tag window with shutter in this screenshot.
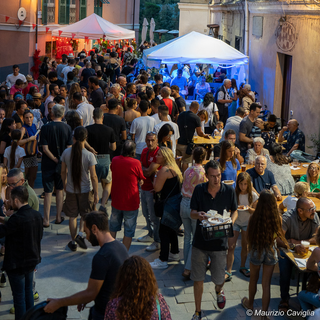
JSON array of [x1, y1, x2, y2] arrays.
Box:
[[94, 0, 102, 17], [59, 0, 70, 25], [42, 0, 48, 25], [80, 0, 87, 20]]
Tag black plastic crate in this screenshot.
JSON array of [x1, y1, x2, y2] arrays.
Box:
[[201, 222, 234, 241]]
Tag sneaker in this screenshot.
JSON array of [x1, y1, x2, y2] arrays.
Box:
[[146, 242, 160, 252], [216, 289, 226, 309], [0, 272, 6, 287], [98, 205, 108, 215], [137, 234, 153, 242], [75, 235, 87, 249], [68, 241, 77, 252], [150, 258, 168, 269], [10, 307, 15, 314], [169, 252, 180, 261], [34, 291, 39, 302], [191, 311, 202, 320]]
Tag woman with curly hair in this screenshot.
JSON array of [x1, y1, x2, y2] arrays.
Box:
[[241, 190, 288, 318], [65, 83, 88, 112], [104, 255, 172, 320]]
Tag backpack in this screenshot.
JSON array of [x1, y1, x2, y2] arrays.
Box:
[[214, 85, 225, 104]]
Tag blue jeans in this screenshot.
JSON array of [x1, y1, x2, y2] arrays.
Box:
[[140, 189, 160, 243], [298, 290, 320, 314], [7, 270, 34, 320], [279, 250, 293, 301], [180, 196, 196, 270], [109, 207, 138, 238]]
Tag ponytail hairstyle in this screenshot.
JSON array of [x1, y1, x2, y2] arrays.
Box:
[[71, 126, 88, 193], [10, 129, 22, 169], [126, 98, 137, 110]]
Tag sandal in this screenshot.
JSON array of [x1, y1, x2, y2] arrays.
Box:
[[182, 271, 191, 280], [278, 300, 289, 313], [54, 216, 65, 224], [225, 271, 232, 282], [241, 297, 251, 310], [239, 267, 250, 277]]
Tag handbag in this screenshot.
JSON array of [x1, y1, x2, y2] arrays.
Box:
[[154, 178, 179, 218], [53, 125, 62, 174], [24, 130, 37, 157], [209, 105, 218, 129]]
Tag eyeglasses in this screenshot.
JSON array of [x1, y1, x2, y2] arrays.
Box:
[[147, 131, 157, 135], [302, 206, 316, 212], [7, 179, 22, 188]]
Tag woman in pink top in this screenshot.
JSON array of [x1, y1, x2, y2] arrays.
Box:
[[180, 147, 207, 279]]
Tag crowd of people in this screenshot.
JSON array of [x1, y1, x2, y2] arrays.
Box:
[[0, 47, 318, 320]]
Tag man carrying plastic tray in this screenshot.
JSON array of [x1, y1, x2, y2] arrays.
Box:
[[190, 160, 238, 320]]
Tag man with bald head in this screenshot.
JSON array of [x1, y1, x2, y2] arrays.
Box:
[[278, 119, 305, 156], [246, 156, 282, 200], [277, 197, 320, 311], [160, 86, 179, 121], [117, 76, 127, 95]]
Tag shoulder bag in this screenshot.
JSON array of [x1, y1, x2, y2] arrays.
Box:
[[154, 178, 178, 218], [53, 125, 62, 174], [24, 129, 37, 157]]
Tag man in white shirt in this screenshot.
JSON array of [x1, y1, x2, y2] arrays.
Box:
[[150, 99, 171, 125], [130, 100, 156, 160], [73, 92, 94, 127], [154, 105, 180, 157], [61, 59, 75, 84], [44, 84, 60, 116], [6, 64, 26, 89]]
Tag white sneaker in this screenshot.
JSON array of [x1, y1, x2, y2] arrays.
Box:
[[150, 258, 168, 269], [137, 234, 154, 242], [146, 241, 160, 252], [169, 252, 180, 261]]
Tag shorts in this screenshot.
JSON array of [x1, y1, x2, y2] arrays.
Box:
[[250, 245, 278, 266], [95, 154, 111, 182], [176, 144, 193, 164], [42, 168, 63, 193], [23, 156, 38, 168], [101, 166, 112, 184], [191, 246, 227, 285], [109, 207, 138, 238], [63, 190, 95, 218], [233, 223, 248, 232]]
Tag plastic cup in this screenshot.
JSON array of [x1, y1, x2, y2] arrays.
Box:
[[301, 241, 310, 250]]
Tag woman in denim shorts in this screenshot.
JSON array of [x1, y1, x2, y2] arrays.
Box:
[[241, 190, 289, 319]]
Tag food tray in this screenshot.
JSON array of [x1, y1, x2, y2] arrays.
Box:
[[201, 222, 234, 241]]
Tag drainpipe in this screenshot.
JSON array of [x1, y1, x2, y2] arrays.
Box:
[[132, 0, 136, 31], [244, 0, 249, 82]]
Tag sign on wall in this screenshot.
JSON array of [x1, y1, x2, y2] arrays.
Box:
[[276, 21, 297, 52]]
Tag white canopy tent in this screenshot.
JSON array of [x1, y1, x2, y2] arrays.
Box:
[[52, 13, 135, 40], [143, 31, 248, 68]]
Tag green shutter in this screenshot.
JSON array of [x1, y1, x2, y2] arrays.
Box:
[[79, 0, 87, 20], [42, 0, 47, 25], [59, 0, 70, 24], [94, 0, 102, 17]]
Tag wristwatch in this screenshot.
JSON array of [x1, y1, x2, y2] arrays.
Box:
[[289, 243, 296, 250]]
